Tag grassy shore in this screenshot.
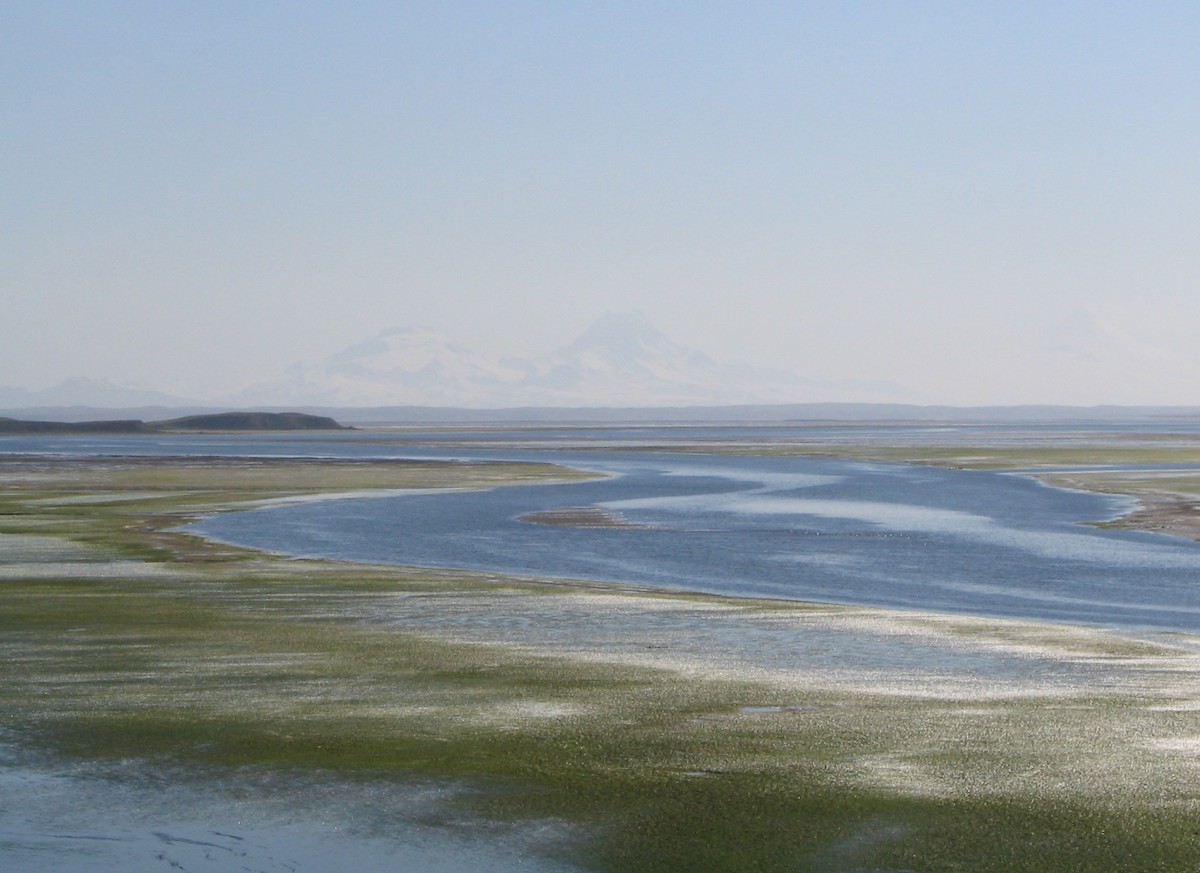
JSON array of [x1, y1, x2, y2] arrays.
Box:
[[3, 451, 1200, 870]]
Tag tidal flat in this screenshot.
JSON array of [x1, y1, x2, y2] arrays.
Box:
[[4, 443, 1200, 871]]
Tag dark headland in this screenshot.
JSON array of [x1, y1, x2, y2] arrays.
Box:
[[0, 411, 348, 435]]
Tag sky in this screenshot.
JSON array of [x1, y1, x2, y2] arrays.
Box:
[[4, 1, 1200, 406]]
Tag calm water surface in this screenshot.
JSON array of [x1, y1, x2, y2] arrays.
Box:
[[176, 434, 1200, 634], [9, 428, 1200, 633]]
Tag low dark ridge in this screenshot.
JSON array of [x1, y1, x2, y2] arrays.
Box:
[[0, 412, 347, 435], [0, 417, 154, 434], [152, 412, 347, 431]]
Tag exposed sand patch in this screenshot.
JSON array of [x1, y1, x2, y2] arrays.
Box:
[[27, 491, 195, 505], [0, 534, 104, 562], [1143, 700, 1200, 712], [0, 533, 179, 578], [1036, 470, 1200, 541], [0, 561, 178, 579], [519, 506, 652, 529]]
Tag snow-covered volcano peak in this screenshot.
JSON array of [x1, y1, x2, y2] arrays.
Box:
[[555, 311, 699, 362], [534, 311, 717, 388], [566, 311, 660, 345]]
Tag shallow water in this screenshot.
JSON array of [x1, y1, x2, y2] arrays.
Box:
[[0, 749, 580, 873], [347, 590, 1107, 696], [9, 428, 1200, 632], [191, 448, 1200, 633]]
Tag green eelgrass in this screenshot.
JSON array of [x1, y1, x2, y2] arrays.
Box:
[[3, 453, 1200, 871]]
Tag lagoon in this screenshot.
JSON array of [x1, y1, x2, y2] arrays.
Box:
[[174, 439, 1200, 633], [9, 425, 1200, 871], [10, 427, 1200, 633]]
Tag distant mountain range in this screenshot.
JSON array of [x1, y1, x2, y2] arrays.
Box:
[[231, 312, 911, 408], [0, 376, 195, 410], [7, 316, 1200, 421]]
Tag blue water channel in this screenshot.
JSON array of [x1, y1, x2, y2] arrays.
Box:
[[9, 428, 1200, 632]]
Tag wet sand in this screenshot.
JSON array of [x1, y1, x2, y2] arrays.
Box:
[[1038, 470, 1200, 542], [5, 446, 1200, 871], [520, 506, 652, 528]]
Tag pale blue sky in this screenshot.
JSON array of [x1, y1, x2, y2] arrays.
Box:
[[5, 2, 1199, 404]]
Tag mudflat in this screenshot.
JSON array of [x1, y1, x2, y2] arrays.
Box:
[[3, 439, 1200, 871]]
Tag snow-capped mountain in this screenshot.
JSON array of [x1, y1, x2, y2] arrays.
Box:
[[237, 326, 527, 406], [234, 313, 909, 408], [514, 312, 798, 405]]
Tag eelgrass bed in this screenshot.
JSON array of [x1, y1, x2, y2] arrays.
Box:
[[2, 453, 1200, 871]]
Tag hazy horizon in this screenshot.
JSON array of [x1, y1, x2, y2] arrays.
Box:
[[6, 4, 1200, 406]]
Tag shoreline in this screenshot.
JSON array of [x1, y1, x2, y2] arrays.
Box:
[[5, 447, 1200, 870], [1033, 470, 1200, 542], [1101, 490, 1200, 539]]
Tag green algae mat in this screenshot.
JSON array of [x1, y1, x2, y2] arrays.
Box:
[[3, 454, 1200, 871]]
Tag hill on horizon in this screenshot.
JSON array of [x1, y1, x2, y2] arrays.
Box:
[[0, 411, 346, 435]]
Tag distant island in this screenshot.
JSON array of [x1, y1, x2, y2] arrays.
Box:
[[0, 411, 348, 435]]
